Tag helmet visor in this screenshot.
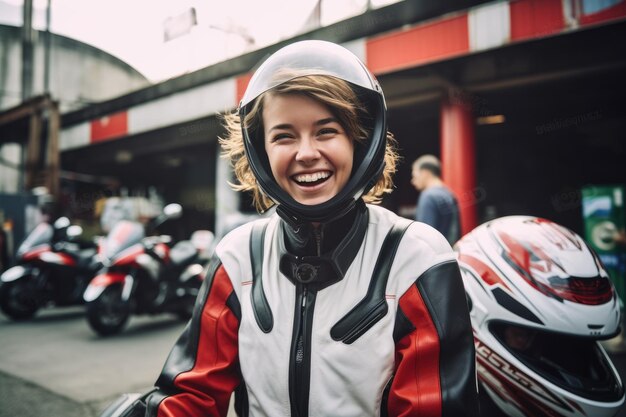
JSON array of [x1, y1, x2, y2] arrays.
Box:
[[240, 40, 380, 108], [491, 322, 624, 402], [492, 225, 614, 306]]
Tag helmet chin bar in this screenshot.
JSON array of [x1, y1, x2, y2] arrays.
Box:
[[255, 163, 378, 228], [276, 198, 358, 229], [274, 173, 380, 228]]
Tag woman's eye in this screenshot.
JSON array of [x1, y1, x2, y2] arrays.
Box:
[[271, 133, 292, 142], [318, 128, 338, 137]]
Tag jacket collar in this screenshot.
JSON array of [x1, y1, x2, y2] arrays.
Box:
[[278, 200, 368, 291]]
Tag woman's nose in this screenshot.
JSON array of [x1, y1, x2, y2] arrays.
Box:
[[295, 137, 321, 162]]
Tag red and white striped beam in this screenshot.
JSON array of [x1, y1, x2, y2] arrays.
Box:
[[60, 0, 626, 151]]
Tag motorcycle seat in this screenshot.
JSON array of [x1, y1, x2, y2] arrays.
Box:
[[169, 241, 197, 266], [77, 248, 98, 269], [55, 244, 96, 266]]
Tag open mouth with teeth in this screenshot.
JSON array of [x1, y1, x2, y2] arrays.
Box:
[[292, 171, 332, 187]]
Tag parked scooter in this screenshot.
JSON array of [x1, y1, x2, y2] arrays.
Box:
[[83, 203, 211, 336], [0, 217, 99, 320]]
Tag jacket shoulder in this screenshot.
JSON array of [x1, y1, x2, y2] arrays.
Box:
[[216, 216, 273, 255], [366, 205, 456, 297], [214, 215, 276, 285], [366, 204, 453, 259]]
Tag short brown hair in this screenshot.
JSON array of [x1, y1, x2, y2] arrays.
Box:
[[412, 154, 441, 178], [219, 74, 399, 212]]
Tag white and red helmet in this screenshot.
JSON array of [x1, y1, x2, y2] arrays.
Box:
[[455, 215, 624, 417]]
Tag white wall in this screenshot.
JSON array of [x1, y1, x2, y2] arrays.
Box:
[[0, 25, 149, 113]]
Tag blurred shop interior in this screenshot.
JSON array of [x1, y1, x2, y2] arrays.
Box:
[[384, 20, 626, 232]]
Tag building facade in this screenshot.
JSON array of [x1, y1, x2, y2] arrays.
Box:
[[52, 0, 626, 238]]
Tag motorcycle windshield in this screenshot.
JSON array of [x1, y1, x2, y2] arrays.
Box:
[[104, 221, 145, 260], [17, 223, 53, 257]]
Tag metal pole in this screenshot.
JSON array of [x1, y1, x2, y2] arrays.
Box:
[[21, 0, 34, 100], [46, 100, 60, 198], [25, 110, 42, 190], [44, 0, 52, 95]]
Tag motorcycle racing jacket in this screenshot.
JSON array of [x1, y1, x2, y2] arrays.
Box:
[[145, 201, 479, 417]]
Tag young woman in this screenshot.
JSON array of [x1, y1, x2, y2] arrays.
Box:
[[144, 40, 479, 417]]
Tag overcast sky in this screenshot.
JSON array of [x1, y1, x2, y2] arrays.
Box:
[[1, 0, 399, 81]]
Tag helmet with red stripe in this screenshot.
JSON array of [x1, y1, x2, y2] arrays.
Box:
[[456, 215, 624, 417]]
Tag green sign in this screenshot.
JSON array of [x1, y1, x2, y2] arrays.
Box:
[[582, 185, 626, 303]]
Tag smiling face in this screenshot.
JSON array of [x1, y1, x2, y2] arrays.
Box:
[[263, 93, 354, 206]]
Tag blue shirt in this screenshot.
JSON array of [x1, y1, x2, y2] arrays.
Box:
[[416, 185, 460, 244]]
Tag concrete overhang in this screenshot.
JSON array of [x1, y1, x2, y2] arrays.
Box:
[[60, 0, 493, 127]]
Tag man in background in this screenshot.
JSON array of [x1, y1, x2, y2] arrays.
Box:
[[411, 154, 461, 244]]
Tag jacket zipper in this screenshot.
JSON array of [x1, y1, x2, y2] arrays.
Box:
[[289, 285, 317, 417], [290, 226, 322, 417], [290, 284, 312, 417], [313, 227, 322, 256], [296, 285, 308, 368]]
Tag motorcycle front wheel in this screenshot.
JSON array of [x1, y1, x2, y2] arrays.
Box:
[[86, 285, 130, 336], [0, 279, 41, 320]]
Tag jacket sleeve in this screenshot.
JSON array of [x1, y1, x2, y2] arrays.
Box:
[[144, 256, 241, 417], [387, 260, 479, 417]]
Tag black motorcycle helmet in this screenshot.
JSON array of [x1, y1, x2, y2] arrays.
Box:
[[238, 40, 387, 225]]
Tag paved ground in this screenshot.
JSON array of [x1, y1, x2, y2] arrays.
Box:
[[0, 306, 186, 417], [0, 370, 103, 417]]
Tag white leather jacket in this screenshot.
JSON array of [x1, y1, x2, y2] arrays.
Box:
[[146, 202, 479, 417]]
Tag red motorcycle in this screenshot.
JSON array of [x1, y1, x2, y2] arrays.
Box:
[[83, 204, 211, 336], [0, 217, 99, 320]]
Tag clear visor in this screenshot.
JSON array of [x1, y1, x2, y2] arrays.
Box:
[[240, 40, 380, 108]]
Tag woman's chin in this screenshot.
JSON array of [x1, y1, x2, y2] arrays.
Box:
[[292, 194, 335, 206]]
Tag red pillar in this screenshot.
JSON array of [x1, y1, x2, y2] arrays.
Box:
[[440, 93, 477, 236]]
